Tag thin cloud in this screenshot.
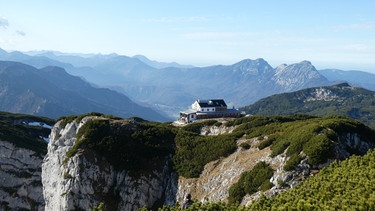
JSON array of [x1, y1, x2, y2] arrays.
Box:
[[143, 16, 209, 23], [0, 37, 16, 45], [334, 21, 375, 32], [340, 44, 375, 52], [184, 31, 254, 40], [16, 30, 26, 36], [0, 17, 9, 29]]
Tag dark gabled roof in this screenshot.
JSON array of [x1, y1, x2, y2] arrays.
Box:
[[197, 99, 227, 108]]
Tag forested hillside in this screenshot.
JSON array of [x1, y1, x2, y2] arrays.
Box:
[[241, 83, 375, 129]]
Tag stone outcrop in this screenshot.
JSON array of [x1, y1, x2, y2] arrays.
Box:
[[200, 124, 235, 136], [42, 117, 177, 211], [176, 138, 273, 204], [176, 125, 375, 206], [0, 140, 45, 211]]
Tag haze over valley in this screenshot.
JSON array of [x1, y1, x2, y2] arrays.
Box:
[[2, 48, 375, 121]]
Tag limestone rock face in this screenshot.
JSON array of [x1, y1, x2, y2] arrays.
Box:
[[200, 124, 235, 136], [176, 143, 273, 204], [42, 117, 177, 211], [0, 140, 45, 211], [176, 129, 374, 206]]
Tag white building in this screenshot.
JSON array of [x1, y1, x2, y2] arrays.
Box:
[[179, 99, 242, 123]]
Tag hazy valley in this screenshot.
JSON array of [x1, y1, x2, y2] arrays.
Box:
[[2, 48, 375, 120]]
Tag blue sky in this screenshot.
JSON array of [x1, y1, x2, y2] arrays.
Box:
[[1, 0, 375, 71]]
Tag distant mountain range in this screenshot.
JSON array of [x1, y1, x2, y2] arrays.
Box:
[[0, 61, 168, 121], [319, 69, 375, 90], [1, 48, 375, 119], [240, 83, 375, 129]]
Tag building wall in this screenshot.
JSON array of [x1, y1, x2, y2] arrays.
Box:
[[180, 100, 240, 124], [179, 112, 197, 123], [200, 107, 216, 112], [196, 111, 241, 120], [192, 101, 220, 112], [189, 113, 197, 122], [192, 101, 201, 111]]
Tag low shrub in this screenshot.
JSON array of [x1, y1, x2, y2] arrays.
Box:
[[173, 130, 241, 178], [258, 135, 277, 150], [228, 161, 273, 204], [284, 154, 303, 171], [182, 120, 218, 133], [303, 135, 334, 165], [65, 118, 176, 172], [270, 140, 290, 157], [240, 142, 251, 150]]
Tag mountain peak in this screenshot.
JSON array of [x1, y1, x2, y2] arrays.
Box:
[[300, 60, 312, 65], [232, 58, 273, 75], [272, 61, 330, 91], [292, 60, 314, 69], [235, 58, 267, 65], [275, 60, 318, 74], [276, 64, 287, 71], [132, 55, 193, 69]]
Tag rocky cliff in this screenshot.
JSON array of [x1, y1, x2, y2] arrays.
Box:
[[0, 140, 45, 210], [177, 123, 374, 206], [0, 112, 52, 211], [42, 116, 177, 211]]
